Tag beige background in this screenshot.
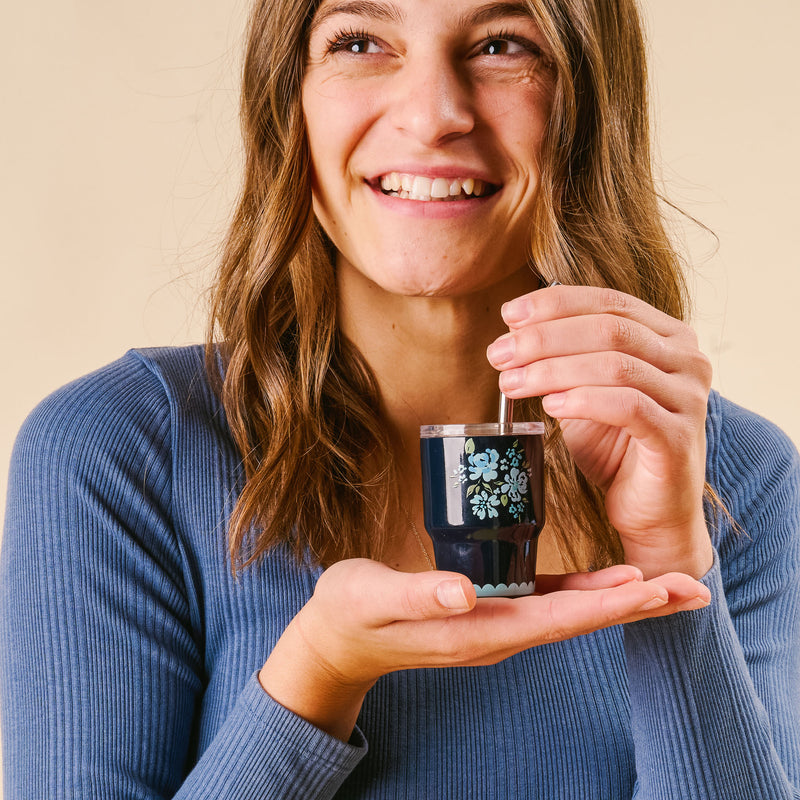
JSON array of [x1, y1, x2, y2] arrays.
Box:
[[1, 0, 798, 792]]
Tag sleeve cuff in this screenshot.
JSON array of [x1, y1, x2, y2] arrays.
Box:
[[175, 672, 367, 799], [623, 549, 791, 797]]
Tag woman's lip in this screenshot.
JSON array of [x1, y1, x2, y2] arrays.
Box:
[[366, 166, 499, 184]]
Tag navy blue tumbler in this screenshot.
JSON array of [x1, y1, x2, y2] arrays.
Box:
[[420, 422, 545, 598]]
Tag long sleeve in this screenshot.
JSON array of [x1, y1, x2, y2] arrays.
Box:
[[0, 352, 365, 799], [4, 351, 799, 798], [624, 397, 800, 798]]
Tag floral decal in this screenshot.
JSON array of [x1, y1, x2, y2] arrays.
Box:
[[452, 438, 531, 523], [468, 448, 499, 482], [501, 467, 528, 502]]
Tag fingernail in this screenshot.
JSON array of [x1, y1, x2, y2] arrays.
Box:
[[542, 392, 565, 413], [436, 579, 470, 610], [679, 594, 712, 612], [498, 368, 524, 392], [501, 298, 529, 324], [640, 595, 668, 611], [487, 335, 515, 366]]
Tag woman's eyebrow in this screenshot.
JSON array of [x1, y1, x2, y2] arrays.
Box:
[[309, 1, 534, 34], [310, 1, 405, 33], [459, 2, 535, 27]]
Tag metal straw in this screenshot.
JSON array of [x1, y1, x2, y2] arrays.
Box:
[[498, 392, 514, 431], [497, 280, 561, 431]]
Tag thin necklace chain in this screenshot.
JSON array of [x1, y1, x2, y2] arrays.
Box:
[[402, 507, 435, 571]]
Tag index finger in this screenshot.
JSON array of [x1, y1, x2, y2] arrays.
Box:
[[501, 285, 684, 338]]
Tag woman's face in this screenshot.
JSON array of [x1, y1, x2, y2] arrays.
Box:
[[302, 0, 556, 298]]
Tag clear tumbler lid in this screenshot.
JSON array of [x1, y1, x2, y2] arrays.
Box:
[[420, 422, 545, 438]]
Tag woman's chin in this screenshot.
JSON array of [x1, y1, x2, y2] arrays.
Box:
[[376, 273, 493, 300], [335, 247, 535, 303], [384, 263, 537, 301]]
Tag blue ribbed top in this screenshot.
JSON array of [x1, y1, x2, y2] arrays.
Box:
[[2, 345, 799, 798]]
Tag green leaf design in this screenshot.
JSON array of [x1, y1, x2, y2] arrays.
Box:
[[501, 495, 508, 506], [465, 438, 475, 454], [467, 485, 477, 496]]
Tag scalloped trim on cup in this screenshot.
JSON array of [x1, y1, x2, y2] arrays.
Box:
[[473, 581, 535, 598]]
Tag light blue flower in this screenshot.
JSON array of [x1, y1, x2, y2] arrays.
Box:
[[505, 446, 522, 468], [470, 490, 501, 520], [501, 467, 528, 502], [509, 501, 525, 520], [468, 448, 499, 482]]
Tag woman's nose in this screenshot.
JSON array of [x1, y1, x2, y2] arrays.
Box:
[[388, 57, 475, 146]]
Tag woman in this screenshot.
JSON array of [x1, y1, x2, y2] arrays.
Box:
[[2, 0, 798, 797]]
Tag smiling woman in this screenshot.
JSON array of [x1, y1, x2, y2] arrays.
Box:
[[1, 0, 799, 798]]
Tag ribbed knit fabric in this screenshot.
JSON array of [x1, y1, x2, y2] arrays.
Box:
[[1, 345, 798, 799]]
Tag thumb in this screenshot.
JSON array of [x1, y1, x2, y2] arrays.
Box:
[[392, 570, 477, 621], [319, 559, 477, 625]]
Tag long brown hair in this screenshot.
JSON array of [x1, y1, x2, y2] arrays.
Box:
[[209, 0, 688, 571]]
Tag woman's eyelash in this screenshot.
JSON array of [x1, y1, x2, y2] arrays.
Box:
[[325, 27, 378, 54], [482, 28, 545, 56]]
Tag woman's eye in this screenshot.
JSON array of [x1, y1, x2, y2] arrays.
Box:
[[328, 33, 383, 55], [476, 32, 547, 62], [344, 38, 380, 54], [483, 39, 525, 56]]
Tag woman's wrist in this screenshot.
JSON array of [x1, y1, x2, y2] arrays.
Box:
[[258, 615, 375, 743], [621, 518, 714, 581]]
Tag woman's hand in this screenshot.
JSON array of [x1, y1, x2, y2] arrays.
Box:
[[487, 284, 714, 579], [259, 558, 710, 741]]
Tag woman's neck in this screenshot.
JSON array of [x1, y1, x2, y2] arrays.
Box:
[[336, 257, 538, 451]]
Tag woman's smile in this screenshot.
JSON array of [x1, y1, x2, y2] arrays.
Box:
[[374, 172, 497, 201], [364, 165, 502, 222]]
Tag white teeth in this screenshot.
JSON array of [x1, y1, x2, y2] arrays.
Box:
[[378, 172, 493, 201], [410, 176, 432, 197], [431, 178, 450, 198]]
